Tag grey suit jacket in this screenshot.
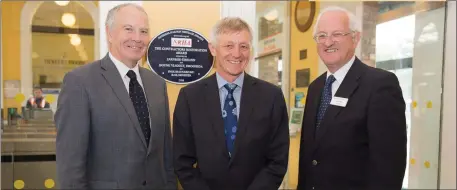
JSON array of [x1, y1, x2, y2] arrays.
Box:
[[55, 54, 176, 189]]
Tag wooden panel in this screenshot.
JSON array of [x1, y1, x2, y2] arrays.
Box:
[[31, 25, 94, 36], [378, 2, 446, 24]]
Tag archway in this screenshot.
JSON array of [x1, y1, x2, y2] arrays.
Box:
[[20, 1, 99, 98]]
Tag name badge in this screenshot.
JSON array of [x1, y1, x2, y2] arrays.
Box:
[[330, 97, 348, 107]]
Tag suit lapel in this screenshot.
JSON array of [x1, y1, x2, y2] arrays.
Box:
[[204, 74, 230, 159], [230, 74, 255, 165], [100, 55, 147, 148], [140, 68, 163, 155], [315, 58, 366, 143]]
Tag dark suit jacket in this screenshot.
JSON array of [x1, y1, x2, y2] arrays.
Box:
[[173, 73, 289, 190], [297, 58, 407, 190], [55, 54, 176, 189]]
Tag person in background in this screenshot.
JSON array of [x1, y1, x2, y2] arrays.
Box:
[[26, 87, 50, 109], [297, 6, 407, 190]]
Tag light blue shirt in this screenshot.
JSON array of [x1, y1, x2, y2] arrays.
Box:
[[216, 72, 244, 119]]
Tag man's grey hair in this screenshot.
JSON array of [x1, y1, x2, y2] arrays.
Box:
[[312, 6, 361, 36], [210, 17, 253, 45], [105, 3, 148, 30]]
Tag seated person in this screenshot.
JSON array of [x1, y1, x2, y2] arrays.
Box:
[[26, 87, 50, 109]]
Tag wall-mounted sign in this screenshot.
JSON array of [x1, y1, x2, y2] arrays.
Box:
[[289, 107, 305, 136], [296, 68, 310, 88], [43, 59, 86, 66], [147, 28, 213, 84], [4, 80, 20, 99], [257, 33, 283, 57]]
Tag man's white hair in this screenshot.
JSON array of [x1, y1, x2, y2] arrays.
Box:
[[105, 3, 148, 30], [312, 6, 361, 36]]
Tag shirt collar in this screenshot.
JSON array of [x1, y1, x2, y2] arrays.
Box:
[[109, 52, 140, 78], [216, 72, 244, 90], [326, 55, 355, 82]]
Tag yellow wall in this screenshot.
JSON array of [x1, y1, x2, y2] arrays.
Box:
[[288, 1, 320, 188], [143, 1, 220, 126], [2, 1, 25, 115], [1, 1, 98, 117]]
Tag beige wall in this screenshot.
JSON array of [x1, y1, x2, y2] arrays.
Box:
[[142, 1, 220, 126], [142, 3, 220, 188]]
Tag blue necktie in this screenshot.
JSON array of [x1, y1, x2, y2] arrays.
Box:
[[127, 70, 151, 145], [223, 83, 238, 157], [316, 75, 336, 129]]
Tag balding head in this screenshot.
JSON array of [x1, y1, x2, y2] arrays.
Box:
[[105, 3, 150, 68], [313, 6, 361, 73], [313, 6, 361, 36], [105, 3, 148, 31]]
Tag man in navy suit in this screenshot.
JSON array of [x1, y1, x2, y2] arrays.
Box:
[[297, 6, 407, 190], [173, 17, 290, 190]]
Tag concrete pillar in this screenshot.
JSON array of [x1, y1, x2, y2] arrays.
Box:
[[360, 2, 378, 67], [439, 1, 456, 189]]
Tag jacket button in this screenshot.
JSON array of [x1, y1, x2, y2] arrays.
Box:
[[312, 160, 318, 166], [142, 181, 146, 186]]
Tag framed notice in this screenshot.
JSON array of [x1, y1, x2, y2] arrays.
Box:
[[147, 28, 214, 84], [296, 68, 310, 88], [289, 107, 304, 136], [4, 80, 20, 98]]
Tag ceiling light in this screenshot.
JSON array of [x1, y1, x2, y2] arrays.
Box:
[[70, 35, 81, 46], [264, 9, 278, 21], [55, 1, 69, 6], [32, 52, 40, 59], [61, 13, 76, 27]]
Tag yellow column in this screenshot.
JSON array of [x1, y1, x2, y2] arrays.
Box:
[[288, 1, 320, 188], [2, 1, 25, 118]]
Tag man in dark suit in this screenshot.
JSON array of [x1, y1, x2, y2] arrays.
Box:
[[55, 3, 176, 189], [173, 17, 290, 190], [297, 7, 407, 190]]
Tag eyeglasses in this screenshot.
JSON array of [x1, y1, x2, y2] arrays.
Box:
[[313, 31, 354, 44]]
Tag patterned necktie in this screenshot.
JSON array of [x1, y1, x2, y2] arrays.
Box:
[[127, 70, 151, 145], [316, 75, 336, 129], [222, 83, 238, 157]]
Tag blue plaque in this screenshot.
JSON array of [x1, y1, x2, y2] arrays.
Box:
[[147, 28, 213, 84]]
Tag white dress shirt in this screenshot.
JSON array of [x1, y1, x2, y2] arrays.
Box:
[[216, 72, 244, 120], [326, 55, 355, 97], [109, 52, 145, 93], [109, 53, 152, 130]]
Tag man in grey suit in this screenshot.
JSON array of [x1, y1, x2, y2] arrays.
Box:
[[55, 3, 176, 189]]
